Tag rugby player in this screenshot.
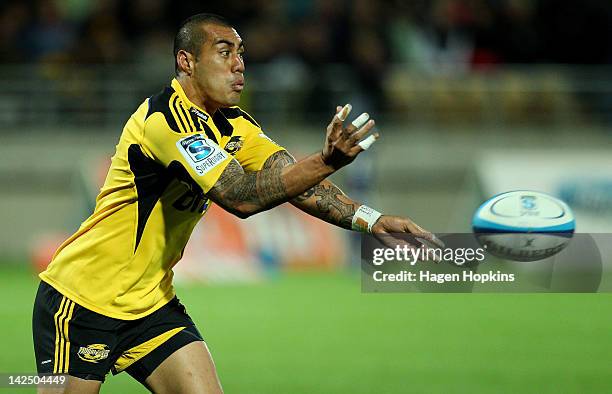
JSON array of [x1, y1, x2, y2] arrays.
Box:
[[32, 13, 441, 394]]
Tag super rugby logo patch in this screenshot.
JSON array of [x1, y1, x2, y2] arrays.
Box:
[[77, 344, 110, 363], [177, 134, 228, 176]]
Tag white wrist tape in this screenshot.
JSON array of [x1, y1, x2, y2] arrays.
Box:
[[351, 205, 382, 233]]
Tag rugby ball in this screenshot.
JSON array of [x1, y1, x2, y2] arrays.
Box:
[[472, 191, 575, 262]]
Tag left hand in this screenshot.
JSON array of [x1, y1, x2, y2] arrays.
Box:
[[321, 104, 378, 170], [371, 215, 444, 259]]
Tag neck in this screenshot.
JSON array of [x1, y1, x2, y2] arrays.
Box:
[[176, 75, 218, 114]]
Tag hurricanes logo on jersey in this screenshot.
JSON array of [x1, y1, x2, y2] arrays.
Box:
[[77, 344, 110, 363], [224, 136, 244, 155]]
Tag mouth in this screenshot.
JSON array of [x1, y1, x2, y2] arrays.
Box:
[[231, 79, 245, 92]]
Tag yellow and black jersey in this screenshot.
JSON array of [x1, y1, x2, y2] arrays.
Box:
[[40, 79, 285, 320]]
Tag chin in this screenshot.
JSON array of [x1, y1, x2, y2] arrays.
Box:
[[225, 95, 242, 106]]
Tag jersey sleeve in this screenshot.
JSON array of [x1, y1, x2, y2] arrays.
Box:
[[141, 110, 232, 193], [232, 118, 286, 171]]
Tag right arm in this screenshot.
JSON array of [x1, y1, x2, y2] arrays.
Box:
[[206, 153, 333, 218], [206, 104, 377, 218]]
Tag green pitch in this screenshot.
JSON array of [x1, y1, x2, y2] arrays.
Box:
[[1, 264, 611, 394]]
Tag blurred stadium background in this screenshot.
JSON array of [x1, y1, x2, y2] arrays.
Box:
[[1, 0, 611, 393]]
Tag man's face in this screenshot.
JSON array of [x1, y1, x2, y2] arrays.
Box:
[[192, 24, 245, 109]]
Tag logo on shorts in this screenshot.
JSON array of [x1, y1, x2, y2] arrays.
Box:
[[77, 344, 110, 363]]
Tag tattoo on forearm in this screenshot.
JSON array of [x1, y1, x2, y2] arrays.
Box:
[[312, 184, 356, 229], [262, 150, 356, 228], [208, 159, 288, 213], [294, 187, 315, 202]]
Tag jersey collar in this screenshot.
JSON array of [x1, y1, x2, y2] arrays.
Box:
[[171, 78, 212, 120]]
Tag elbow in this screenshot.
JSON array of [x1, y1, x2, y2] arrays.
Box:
[[214, 199, 261, 219], [234, 209, 252, 220], [232, 204, 260, 219]]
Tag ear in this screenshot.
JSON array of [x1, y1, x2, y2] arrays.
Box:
[[177, 50, 194, 76]]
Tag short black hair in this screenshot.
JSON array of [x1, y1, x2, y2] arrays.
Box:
[[173, 13, 233, 75]]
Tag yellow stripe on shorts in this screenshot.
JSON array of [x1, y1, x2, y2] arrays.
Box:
[[114, 326, 186, 373], [53, 297, 75, 373]]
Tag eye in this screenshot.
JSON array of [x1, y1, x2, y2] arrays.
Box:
[[220, 50, 230, 57]]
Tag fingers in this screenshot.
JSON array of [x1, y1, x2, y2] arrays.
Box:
[[376, 233, 442, 263], [336, 104, 352, 122], [328, 105, 348, 129], [347, 110, 378, 151], [426, 234, 446, 249], [358, 134, 379, 150], [345, 112, 369, 136], [387, 219, 446, 262], [328, 104, 352, 140], [326, 103, 380, 159], [351, 119, 376, 142], [331, 103, 369, 132], [350, 132, 379, 155], [410, 224, 446, 249]]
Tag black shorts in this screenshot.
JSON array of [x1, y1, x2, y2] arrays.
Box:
[[32, 281, 203, 383]]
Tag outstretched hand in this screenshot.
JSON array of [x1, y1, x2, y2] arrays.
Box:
[[371, 215, 445, 261], [321, 104, 379, 170]]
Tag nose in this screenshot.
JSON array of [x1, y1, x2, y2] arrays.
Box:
[[232, 53, 245, 73]]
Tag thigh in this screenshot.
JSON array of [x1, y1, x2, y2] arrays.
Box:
[[144, 341, 223, 394], [37, 375, 101, 394], [114, 297, 212, 389]]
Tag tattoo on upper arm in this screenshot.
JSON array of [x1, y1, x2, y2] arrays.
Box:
[[263, 151, 317, 203], [207, 159, 287, 214], [262, 150, 296, 169], [210, 159, 244, 193]]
